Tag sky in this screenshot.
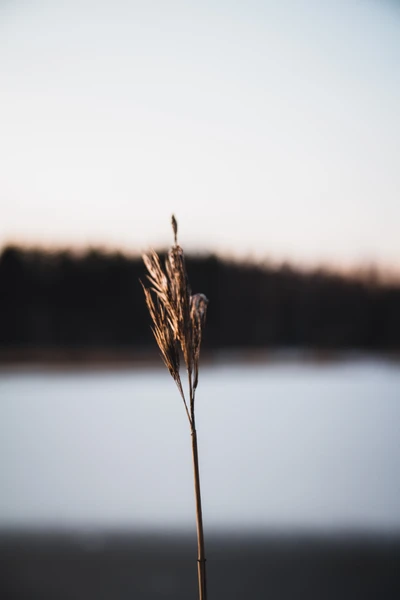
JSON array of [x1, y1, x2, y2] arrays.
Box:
[[1, 0, 399, 268]]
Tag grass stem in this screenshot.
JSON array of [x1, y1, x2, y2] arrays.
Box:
[[191, 427, 207, 600]]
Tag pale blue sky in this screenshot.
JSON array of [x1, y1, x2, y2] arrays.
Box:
[[1, 0, 399, 267]]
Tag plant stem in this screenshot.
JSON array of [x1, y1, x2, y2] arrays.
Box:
[[191, 426, 207, 600]]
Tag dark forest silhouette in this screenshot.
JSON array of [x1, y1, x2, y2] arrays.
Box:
[[1, 246, 399, 355]]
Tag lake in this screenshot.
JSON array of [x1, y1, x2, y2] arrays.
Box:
[[1, 358, 400, 533]]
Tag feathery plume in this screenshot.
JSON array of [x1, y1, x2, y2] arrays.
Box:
[[142, 216, 208, 411]]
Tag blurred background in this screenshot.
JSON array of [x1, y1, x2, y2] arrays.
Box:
[[1, 1, 400, 598]]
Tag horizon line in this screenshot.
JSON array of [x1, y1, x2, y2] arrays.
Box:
[[2, 239, 400, 284]]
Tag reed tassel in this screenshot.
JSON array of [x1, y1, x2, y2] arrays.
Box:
[[142, 215, 209, 600]]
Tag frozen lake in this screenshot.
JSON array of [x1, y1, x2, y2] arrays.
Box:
[[1, 359, 400, 533]]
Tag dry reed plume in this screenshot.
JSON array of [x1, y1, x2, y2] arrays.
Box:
[[142, 215, 209, 600]]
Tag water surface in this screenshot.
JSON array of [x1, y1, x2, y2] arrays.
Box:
[[1, 360, 399, 532]]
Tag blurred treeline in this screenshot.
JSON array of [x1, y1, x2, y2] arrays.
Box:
[[1, 245, 399, 354]]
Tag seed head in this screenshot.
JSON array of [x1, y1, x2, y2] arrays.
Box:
[[142, 216, 209, 415], [171, 214, 178, 245]]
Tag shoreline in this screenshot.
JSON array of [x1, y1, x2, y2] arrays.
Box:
[[0, 347, 399, 372], [2, 529, 400, 600]]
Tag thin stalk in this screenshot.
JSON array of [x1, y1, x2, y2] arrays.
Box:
[[176, 379, 192, 426], [188, 368, 207, 600], [191, 426, 207, 600]]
